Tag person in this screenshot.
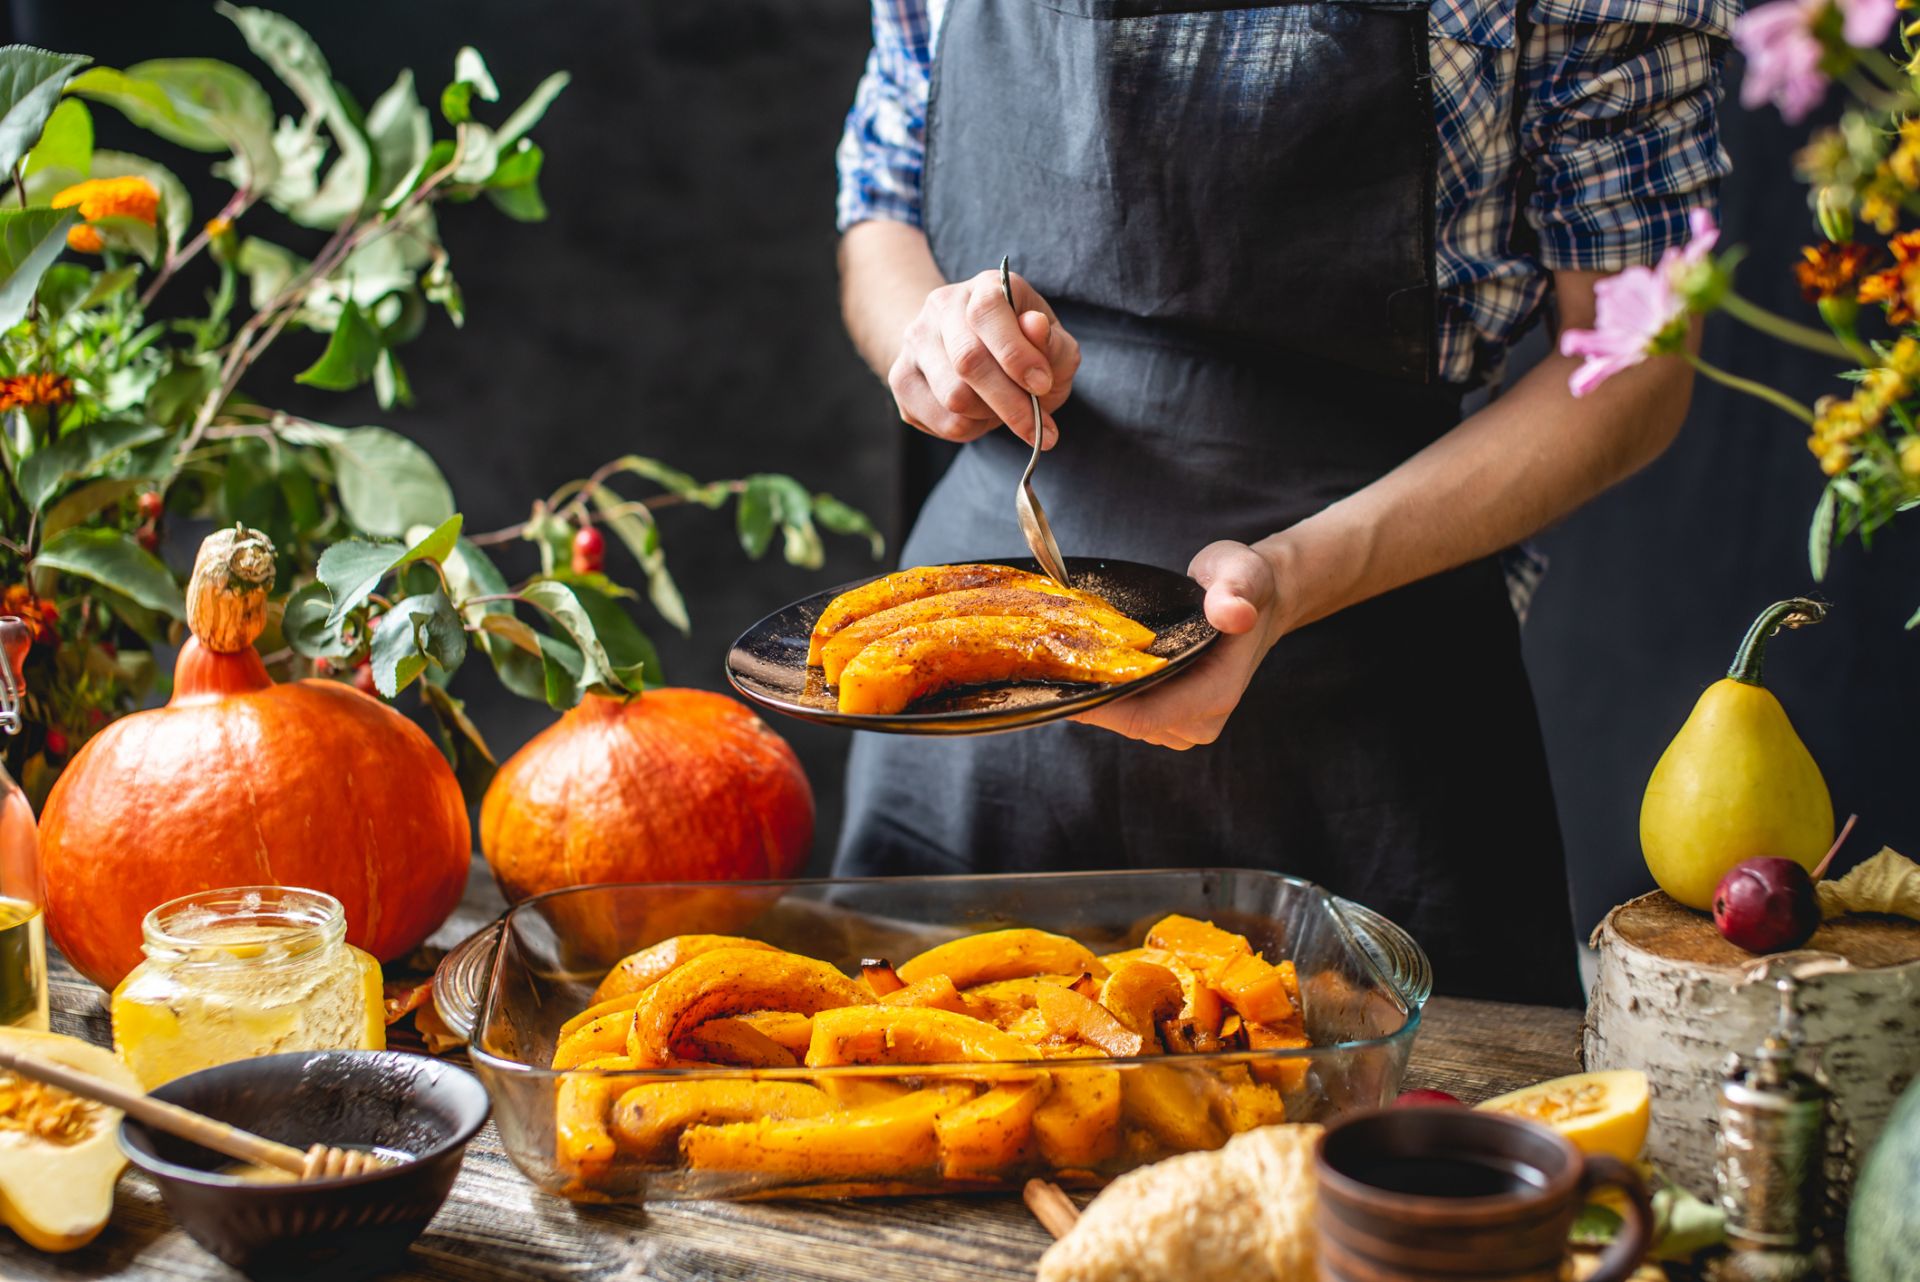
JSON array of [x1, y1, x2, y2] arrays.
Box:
[[830, 0, 1730, 1003]]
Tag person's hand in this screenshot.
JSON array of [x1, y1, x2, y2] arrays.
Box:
[[889, 268, 1080, 448], [1072, 541, 1284, 750]]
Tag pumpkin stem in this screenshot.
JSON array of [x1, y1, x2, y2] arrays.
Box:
[[1727, 597, 1826, 686], [186, 524, 276, 654]]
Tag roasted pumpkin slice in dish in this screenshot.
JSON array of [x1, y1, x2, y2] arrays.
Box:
[[819, 587, 1155, 686], [808, 564, 1114, 666], [627, 948, 867, 1067], [836, 617, 1167, 715]]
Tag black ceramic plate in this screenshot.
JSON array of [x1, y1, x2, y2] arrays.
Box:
[[725, 556, 1218, 736]]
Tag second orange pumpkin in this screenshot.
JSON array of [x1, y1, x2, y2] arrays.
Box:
[[479, 689, 814, 902]]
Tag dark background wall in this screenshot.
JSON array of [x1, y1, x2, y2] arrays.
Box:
[[14, 0, 1918, 932]]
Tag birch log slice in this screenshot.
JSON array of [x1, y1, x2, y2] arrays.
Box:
[[1584, 891, 1920, 1196]]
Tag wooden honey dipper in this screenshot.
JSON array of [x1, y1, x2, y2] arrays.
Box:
[[0, 1042, 390, 1180]]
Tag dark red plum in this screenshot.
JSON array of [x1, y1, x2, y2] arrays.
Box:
[[1713, 857, 1821, 953]]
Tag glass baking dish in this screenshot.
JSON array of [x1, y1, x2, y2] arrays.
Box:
[[433, 869, 1430, 1202]]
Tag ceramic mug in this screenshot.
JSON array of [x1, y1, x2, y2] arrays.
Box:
[[1315, 1108, 1653, 1282]]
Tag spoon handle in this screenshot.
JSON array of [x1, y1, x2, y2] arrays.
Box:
[[0, 1043, 310, 1174]]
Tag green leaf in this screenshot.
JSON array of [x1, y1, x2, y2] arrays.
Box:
[[1809, 483, 1837, 582], [282, 580, 354, 659], [479, 611, 541, 655], [607, 456, 728, 506], [813, 491, 884, 558], [263, 115, 323, 211], [326, 425, 453, 537], [92, 150, 190, 256], [234, 235, 302, 308], [22, 96, 91, 183], [370, 589, 465, 696], [145, 356, 219, 429], [454, 48, 499, 103], [314, 513, 462, 627], [494, 71, 569, 152], [571, 583, 662, 688], [439, 81, 475, 128], [372, 348, 413, 410], [78, 262, 138, 309], [0, 47, 91, 179], [536, 632, 584, 708], [0, 207, 78, 331], [294, 297, 383, 392], [419, 680, 496, 795], [736, 474, 778, 560], [521, 579, 619, 697], [366, 70, 429, 208], [486, 176, 546, 222], [34, 262, 89, 318], [590, 485, 689, 635], [423, 255, 463, 327], [741, 473, 823, 569], [35, 527, 183, 618], [17, 419, 165, 511], [42, 477, 139, 539], [71, 61, 278, 192], [87, 213, 158, 264]]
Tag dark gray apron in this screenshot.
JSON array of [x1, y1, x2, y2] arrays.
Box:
[[834, 0, 1581, 1004]]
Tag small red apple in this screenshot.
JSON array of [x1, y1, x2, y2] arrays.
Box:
[[571, 525, 606, 575], [1392, 1089, 1465, 1109]]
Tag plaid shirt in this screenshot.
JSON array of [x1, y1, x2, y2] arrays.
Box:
[[837, 0, 1735, 386]]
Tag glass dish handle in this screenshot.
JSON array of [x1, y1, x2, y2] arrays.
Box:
[[432, 918, 504, 1044], [1331, 896, 1433, 1009]]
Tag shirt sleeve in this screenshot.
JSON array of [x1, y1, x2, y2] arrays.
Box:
[[1520, 0, 1736, 271], [835, 0, 936, 232]]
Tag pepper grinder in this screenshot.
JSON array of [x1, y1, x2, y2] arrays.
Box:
[[1711, 968, 1832, 1281]]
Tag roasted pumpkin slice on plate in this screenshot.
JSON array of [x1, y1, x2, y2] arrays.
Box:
[[819, 586, 1155, 686], [627, 948, 867, 1067], [837, 617, 1167, 716], [807, 564, 1112, 666]]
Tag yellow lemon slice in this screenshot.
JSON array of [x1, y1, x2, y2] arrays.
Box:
[[1475, 1069, 1650, 1163]]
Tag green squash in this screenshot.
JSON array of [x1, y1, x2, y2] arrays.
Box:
[[1851, 1076, 1920, 1282]]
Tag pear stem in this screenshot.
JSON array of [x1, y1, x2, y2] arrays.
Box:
[[1812, 813, 1857, 882], [1727, 598, 1827, 686]]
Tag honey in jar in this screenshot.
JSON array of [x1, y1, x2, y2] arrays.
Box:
[[111, 887, 384, 1088]]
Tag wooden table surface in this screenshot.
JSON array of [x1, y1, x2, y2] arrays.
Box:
[[10, 865, 1589, 1282]]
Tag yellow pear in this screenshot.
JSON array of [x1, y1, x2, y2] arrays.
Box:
[[1641, 599, 1834, 910]]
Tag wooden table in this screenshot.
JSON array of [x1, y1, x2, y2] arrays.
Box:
[[11, 866, 1588, 1282]]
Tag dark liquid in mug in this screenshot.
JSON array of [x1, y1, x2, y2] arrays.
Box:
[[1346, 1154, 1548, 1198]]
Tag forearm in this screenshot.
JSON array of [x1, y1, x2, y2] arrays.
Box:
[[1260, 324, 1696, 635], [839, 220, 947, 379]]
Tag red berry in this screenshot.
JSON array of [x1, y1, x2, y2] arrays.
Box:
[[1391, 1089, 1466, 1109], [353, 662, 378, 696], [1714, 857, 1821, 953], [136, 490, 164, 521], [44, 726, 68, 757], [571, 525, 606, 575], [136, 523, 160, 553]]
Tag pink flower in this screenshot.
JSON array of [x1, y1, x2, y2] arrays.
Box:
[[1735, 0, 1897, 124], [1560, 210, 1718, 397]]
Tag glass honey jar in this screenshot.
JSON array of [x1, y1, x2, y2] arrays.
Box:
[[0, 617, 46, 1032], [110, 886, 385, 1088]]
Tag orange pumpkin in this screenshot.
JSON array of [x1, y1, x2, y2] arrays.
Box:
[[479, 689, 813, 903], [39, 527, 471, 990]]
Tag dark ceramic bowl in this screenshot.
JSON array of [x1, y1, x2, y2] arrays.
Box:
[[119, 1050, 490, 1280]]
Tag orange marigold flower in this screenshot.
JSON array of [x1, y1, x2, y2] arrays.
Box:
[[1858, 231, 1920, 325], [0, 372, 73, 414], [1795, 241, 1874, 302], [1, 585, 58, 647], [51, 176, 161, 254]]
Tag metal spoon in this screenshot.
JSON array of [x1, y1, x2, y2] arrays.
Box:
[[1001, 256, 1070, 586]]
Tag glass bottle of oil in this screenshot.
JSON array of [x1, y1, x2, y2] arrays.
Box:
[[0, 616, 46, 1031]]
